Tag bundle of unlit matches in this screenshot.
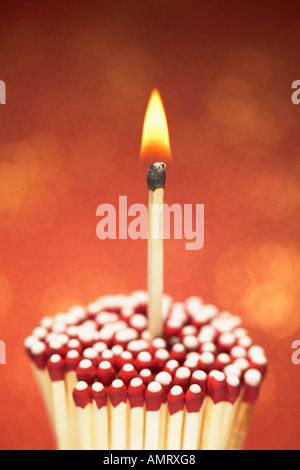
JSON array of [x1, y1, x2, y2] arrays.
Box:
[[24, 290, 267, 450]]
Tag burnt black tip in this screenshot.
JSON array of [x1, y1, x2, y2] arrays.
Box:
[[146, 162, 166, 191]]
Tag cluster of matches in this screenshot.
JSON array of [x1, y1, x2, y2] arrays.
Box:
[[24, 290, 267, 450]]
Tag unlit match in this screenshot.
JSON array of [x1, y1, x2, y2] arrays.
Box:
[[24, 291, 267, 450]]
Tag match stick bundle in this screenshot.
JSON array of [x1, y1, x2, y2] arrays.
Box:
[[25, 290, 267, 450]]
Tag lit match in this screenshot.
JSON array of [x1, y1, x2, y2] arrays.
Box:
[[140, 89, 171, 340]]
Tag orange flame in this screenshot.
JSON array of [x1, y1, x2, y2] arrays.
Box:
[[140, 89, 172, 160]]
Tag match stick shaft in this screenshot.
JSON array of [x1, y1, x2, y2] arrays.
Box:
[[158, 402, 168, 449], [145, 410, 161, 449], [129, 405, 145, 449], [65, 370, 79, 449], [182, 406, 205, 450], [51, 380, 70, 450], [110, 402, 128, 450], [201, 397, 224, 450], [166, 410, 184, 450], [148, 188, 164, 339], [31, 364, 54, 429], [76, 403, 93, 450], [93, 402, 109, 450], [220, 392, 242, 449], [228, 401, 255, 450]]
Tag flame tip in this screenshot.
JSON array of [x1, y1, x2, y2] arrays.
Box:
[[140, 89, 172, 161]]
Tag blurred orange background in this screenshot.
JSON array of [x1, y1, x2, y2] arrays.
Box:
[[0, 0, 299, 450]]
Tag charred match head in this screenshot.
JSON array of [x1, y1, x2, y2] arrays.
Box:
[[147, 162, 166, 191]]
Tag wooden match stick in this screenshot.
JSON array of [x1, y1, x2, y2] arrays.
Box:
[[155, 371, 173, 449], [218, 374, 241, 450], [147, 162, 166, 339], [128, 377, 146, 449], [96, 360, 116, 387], [109, 379, 128, 450], [228, 368, 263, 450], [73, 380, 94, 450], [64, 349, 81, 449], [173, 366, 191, 392], [201, 370, 227, 450], [182, 384, 204, 450], [144, 381, 164, 449], [76, 358, 96, 385], [91, 382, 109, 450], [47, 354, 69, 450], [166, 385, 185, 450], [25, 338, 54, 427]]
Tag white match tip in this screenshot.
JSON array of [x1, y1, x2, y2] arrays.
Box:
[[68, 338, 80, 348], [49, 338, 63, 350], [244, 369, 262, 387], [184, 358, 198, 368], [30, 340, 46, 355], [231, 345, 247, 356], [192, 370, 207, 381], [155, 349, 169, 360], [50, 354, 61, 363], [147, 381, 162, 393], [127, 339, 148, 352], [223, 364, 242, 378], [201, 342, 217, 353], [137, 351, 152, 362], [66, 349, 79, 359], [83, 348, 98, 359], [189, 384, 201, 394], [99, 360, 111, 370], [209, 370, 225, 382], [173, 343, 185, 352], [139, 368, 151, 377], [130, 377, 143, 388], [226, 375, 240, 387], [183, 335, 198, 349], [251, 354, 267, 365], [32, 326, 48, 339], [79, 359, 92, 369], [111, 344, 124, 355], [101, 349, 114, 360], [234, 358, 250, 371], [75, 381, 88, 391], [217, 353, 231, 364], [200, 351, 215, 364], [165, 359, 179, 370], [112, 379, 124, 389], [24, 335, 38, 348], [120, 351, 133, 360], [123, 363, 134, 372], [175, 366, 191, 379], [152, 338, 167, 349], [92, 382, 104, 392], [170, 385, 183, 396], [155, 371, 172, 385], [219, 332, 235, 344], [248, 345, 266, 357], [130, 314, 147, 329]]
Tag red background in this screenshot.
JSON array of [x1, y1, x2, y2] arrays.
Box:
[[0, 0, 299, 449]]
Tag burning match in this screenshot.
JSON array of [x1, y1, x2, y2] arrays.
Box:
[[147, 161, 166, 339], [24, 89, 268, 451]]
